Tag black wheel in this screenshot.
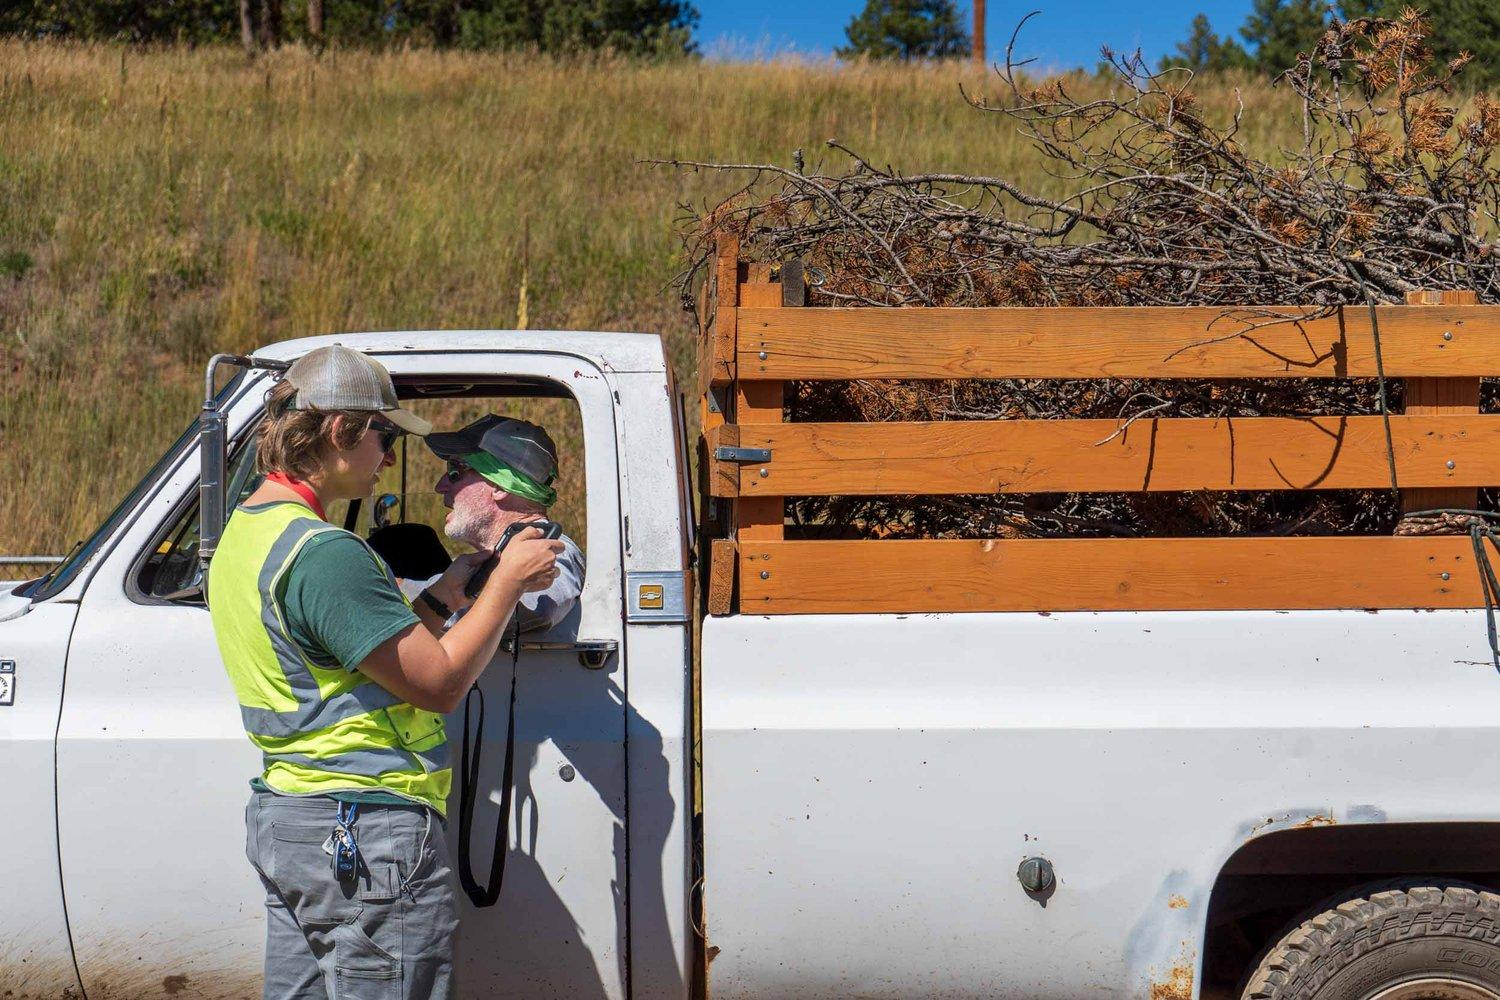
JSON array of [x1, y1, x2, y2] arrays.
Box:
[[1244, 886, 1500, 999]]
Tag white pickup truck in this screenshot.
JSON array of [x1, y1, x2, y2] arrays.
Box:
[[7, 318, 1500, 1000]]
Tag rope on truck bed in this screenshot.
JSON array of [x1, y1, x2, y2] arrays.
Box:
[[1399, 509, 1500, 672]]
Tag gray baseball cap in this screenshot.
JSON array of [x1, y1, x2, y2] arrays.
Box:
[[283, 345, 431, 436], [425, 414, 558, 485]]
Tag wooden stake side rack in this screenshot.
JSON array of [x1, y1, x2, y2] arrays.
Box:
[[697, 237, 1500, 615]]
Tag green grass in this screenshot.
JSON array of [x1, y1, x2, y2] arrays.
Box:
[[0, 41, 1306, 564]]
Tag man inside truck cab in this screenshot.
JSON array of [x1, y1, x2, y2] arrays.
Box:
[[406, 414, 586, 631], [207, 345, 564, 1000]]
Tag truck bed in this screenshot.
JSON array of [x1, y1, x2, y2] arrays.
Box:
[[701, 609, 1500, 999]]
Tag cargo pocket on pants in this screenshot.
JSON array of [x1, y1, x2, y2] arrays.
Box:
[[333, 920, 402, 1000]]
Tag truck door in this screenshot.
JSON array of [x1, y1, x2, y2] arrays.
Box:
[[55, 348, 629, 999]]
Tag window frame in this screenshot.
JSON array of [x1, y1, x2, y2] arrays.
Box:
[[125, 369, 598, 616]]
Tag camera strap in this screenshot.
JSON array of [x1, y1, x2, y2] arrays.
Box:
[[456, 615, 522, 908]]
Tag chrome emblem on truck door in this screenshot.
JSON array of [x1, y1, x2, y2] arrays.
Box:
[[626, 571, 689, 622], [0, 660, 13, 706]]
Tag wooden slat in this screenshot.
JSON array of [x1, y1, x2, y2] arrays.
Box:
[[704, 423, 739, 495], [709, 415, 1500, 497], [700, 232, 739, 391], [707, 538, 738, 616], [694, 268, 712, 398], [733, 266, 789, 550], [738, 282, 782, 308], [1404, 289, 1482, 512], [739, 538, 1483, 613], [699, 392, 724, 436], [734, 361, 785, 543], [738, 305, 1500, 380]]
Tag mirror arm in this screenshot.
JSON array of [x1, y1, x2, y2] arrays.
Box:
[[198, 354, 290, 575]]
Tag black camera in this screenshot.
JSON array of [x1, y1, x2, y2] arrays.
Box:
[[463, 519, 564, 599]]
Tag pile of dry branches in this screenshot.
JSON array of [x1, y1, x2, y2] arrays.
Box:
[[670, 11, 1500, 539]]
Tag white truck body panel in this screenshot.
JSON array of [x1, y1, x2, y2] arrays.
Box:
[[252, 329, 673, 375], [410, 349, 629, 999], [620, 623, 694, 999], [612, 371, 696, 999], [702, 609, 1500, 999], [0, 600, 84, 1000], [55, 372, 270, 1000]]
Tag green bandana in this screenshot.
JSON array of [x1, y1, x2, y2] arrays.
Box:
[[465, 451, 557, 507]]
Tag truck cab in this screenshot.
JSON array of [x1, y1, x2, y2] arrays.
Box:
[[1, 331, 696, 1000]]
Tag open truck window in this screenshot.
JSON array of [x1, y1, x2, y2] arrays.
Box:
[[378, 377, 587, 562], [131, 374, 586, 610]]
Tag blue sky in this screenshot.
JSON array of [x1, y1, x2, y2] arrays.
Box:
[[695, 1, 1257, 70]]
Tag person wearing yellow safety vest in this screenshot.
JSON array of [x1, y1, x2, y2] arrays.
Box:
[[209, 344, 563, 1000]]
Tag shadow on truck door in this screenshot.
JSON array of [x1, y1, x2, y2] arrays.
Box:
[[454, 646, 680, 1000]]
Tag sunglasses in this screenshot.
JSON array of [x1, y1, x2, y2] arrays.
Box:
[[369, 418, 403, 454], [444, 459, 473, 483]]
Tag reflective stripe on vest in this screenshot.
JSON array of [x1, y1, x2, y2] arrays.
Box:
[[209, 501, 451, 815]]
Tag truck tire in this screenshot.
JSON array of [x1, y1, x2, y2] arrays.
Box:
[[1243, 886, 1500, 999]]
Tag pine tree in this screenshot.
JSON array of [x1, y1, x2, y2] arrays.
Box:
[[1, 0, 699, 53], [1235, 0, 1500, 85], [6, 0, 238, 42], [1335, 0, 1386, 18], [1158, 13, 1250, 72], [837, 0, 970, 60], [1412, 0, 1500, 87], [453, 0, 698, 56], [1240, 0, 1328, 72]]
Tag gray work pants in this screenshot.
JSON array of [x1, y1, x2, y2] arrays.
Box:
[[245, 790, 458, 1000]]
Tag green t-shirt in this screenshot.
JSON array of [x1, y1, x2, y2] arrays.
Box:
[[280, 527, 420, 671], [247, 504, 423, 808]]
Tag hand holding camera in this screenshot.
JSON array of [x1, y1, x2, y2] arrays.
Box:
[[464, 519, 565, 599], [494, 525, 564, 593]]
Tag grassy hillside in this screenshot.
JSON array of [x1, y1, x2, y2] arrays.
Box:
[[0, 42, 1304, 563]]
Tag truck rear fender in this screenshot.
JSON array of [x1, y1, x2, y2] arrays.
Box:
[[1197, 817, 1500, 996]]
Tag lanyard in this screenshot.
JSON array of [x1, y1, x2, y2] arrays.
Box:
[[265, 471, 327, 521], [331, 802, 360, 879]]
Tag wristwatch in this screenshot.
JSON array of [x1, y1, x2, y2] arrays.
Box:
[[417, 588, 451, 619]]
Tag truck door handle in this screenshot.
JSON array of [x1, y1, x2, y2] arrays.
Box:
[[500, 637, 618, 669]]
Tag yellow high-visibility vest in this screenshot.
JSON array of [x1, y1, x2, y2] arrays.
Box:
[[209, 502, 450, 814]]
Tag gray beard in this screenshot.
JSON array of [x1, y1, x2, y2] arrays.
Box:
[[444, 508, 493, 551]]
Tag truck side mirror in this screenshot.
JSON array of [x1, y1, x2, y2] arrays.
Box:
[[197, 354, 289, 576]]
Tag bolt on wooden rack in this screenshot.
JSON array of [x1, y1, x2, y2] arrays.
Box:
[[697, 237, 1500, 616]]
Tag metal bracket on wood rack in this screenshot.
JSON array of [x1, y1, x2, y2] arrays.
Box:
[[713, 446, 772, 463]]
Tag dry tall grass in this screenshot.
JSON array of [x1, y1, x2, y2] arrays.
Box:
[[0, 42, 1306, 566]]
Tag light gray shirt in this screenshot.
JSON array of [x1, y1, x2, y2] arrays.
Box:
[[512, 532, 585, 632], [402, 533, 586, 633]]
